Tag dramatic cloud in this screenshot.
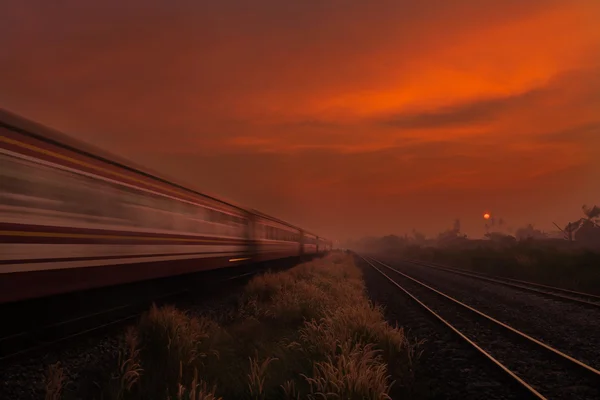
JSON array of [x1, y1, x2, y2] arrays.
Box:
[[1, 0, 599, 240]]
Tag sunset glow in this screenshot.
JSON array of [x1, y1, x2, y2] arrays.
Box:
[[1, 0, 599, 241], [484, 213, 491, 220]]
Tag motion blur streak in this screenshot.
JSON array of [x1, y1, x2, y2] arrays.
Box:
[[0, 110, 331, 303]]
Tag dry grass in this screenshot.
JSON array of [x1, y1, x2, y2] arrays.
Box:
[[174, 367, 221, 400], [92, 253, 418, 399], [45, 362, 66, 400], [303, 343, 393, 400], [280, 380, 300, 400], [247, 353, 278, 399], [135, 304, 221, 398], [114, 326, 143, 399]]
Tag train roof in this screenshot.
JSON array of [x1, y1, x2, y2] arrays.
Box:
[[248, 208, 320, 237], [0, 108, 327, 240]]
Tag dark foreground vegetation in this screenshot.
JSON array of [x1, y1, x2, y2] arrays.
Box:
[[45, 253, 418, 399]]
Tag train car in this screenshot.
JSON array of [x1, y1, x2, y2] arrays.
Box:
[[303, 232, 318, 254], [316, 237, 328, 252], [0, 109, 330, 304], [251, 211, 303, 261]]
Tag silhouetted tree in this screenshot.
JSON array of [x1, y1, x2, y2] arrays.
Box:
[[484, 231, 517, 245], [582, 204, 600, 224], [575, 204, 600, 244], [412, 228, 426, 244], [564, 222, 580, 241], [380, 234, 405, 250], [515, 224, 546, 240]]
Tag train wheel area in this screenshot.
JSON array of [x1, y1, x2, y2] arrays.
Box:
[[0, 252, 417, 400], [0, 254, 326, 363]]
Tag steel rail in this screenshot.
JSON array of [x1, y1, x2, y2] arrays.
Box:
[[360, 255, 546, 400], [0, 289, 188, 364], [404, 258, 600, 308], [0, 267, 265, 364], [369, 257, 600, 378]]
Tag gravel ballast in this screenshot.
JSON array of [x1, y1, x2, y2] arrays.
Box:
[[356, 256, 525, 399], [369, 257, 600, 399], [384, 258, 600, 372]]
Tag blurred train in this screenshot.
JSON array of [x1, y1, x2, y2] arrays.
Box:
[[0, 109, 331, 304]]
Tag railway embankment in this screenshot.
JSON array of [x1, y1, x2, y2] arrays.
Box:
[[44, 252, 418, 399]]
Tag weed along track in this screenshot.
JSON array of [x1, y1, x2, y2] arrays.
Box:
[[362, 256, 600, 400]]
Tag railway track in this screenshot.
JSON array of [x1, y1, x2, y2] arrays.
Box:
[[0, 289, 188, 364], [0, 270, 260, 364], [404, 258, 600, 308], [361, 256, 600, 400]]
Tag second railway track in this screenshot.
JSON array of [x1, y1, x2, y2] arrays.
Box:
[[0, 268, 263, 364], [362, 256, 600, 400], [404, 258, 600, 308]]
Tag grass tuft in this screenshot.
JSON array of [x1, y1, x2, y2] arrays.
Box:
[[135, 304, 221, 397], [280, 379, 300, 400], [114, 326, 143, 399], [247, 352, 278, 399], [303, 342, 393, 400], [174, 367, 221, 400], [45, 362, 66, 400]]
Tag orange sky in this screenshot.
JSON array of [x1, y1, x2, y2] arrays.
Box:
[[2, 0, 599, 241]]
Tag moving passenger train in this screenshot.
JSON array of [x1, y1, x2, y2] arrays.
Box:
[[0, 109, 331, 304]]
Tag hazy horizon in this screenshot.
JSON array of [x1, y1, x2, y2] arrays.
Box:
[[2, 1, 599, 242]]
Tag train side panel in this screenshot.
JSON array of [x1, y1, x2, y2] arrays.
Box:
[[0, 111, 331, 304], [252, 216, 301, 261], [0, 127, 254, 303], [303, 232, 318, 254]]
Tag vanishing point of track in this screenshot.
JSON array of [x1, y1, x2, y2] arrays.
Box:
[[361, 255, 600, 400]]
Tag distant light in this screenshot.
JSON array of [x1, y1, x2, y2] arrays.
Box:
[[229, 257, 251, 262], [483, 213, 491, 220]]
